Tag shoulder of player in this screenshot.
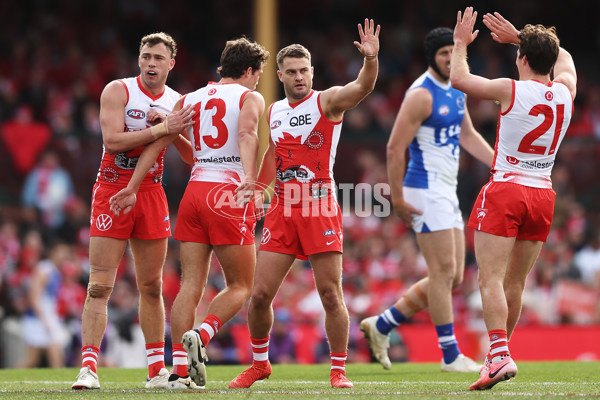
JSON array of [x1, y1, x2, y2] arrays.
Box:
[[404, 86, 433, 107], [100, 80, 128, 104]]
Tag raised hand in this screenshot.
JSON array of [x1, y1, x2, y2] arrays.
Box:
[[353, 18, 381, 57], [109, 187, 137, 216], [483, 12, 520, 45], [454, 7, 479, 47], [165, 104, 195, 135]]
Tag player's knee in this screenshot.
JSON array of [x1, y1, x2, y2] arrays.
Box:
[[319, 287, 344, 312], [504, 283, 524, 302], [452, 273, 464, 289], [250, 289, 273, 309], [87, 283, 113, 299], [138, 277, 163, 299]]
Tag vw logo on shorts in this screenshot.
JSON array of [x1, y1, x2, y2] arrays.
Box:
[[96, 214, 113, 231]]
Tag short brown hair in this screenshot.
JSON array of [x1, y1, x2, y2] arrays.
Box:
[[139, 32, 177, 58], [276, 44, 311, 69], [518, 24, 559, 75], [217, 37, 270, 79]]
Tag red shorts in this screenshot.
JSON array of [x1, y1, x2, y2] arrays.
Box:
[[90, 182, 171, 240], [467, 181, 556, 242], [259, 199, 343, 258], [174, 181, 256, 245]]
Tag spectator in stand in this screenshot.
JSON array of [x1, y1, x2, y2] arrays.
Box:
[[17, 240, 72, 368], [0, 104, 51, 175], [21, 150, 75, 235], [573, 229, 600, 285]]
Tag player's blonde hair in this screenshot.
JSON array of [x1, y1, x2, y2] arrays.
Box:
[[276, 44, 311, 69], [139, 32, 177, 59]]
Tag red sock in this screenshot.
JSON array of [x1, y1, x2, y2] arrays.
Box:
[[172, 342, 188, 377], [81, 345, 99, 373], [250, 337, 270, 368], [488, 329, 509, 363], [145, 341, 166, 378], [330, 352, 347, 372], [199, 314, 222, 346]]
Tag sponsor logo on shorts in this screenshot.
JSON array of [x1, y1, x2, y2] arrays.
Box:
[[261, 228, 271, 245], [323, 229, 336, 237], [96, 214, 113, 231], [477, 208, 488, 223]]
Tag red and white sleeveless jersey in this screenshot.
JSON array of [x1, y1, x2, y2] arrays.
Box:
[[182, 82, 251, 184], [268, 90, 342, 204], [492, 79, 573, 188], [96, 76, 180, 187]]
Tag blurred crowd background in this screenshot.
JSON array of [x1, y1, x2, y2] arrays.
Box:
[[0, 0, 599, 368]]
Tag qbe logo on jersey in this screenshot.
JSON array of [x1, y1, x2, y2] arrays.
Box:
[[96, 214, 113, 231]]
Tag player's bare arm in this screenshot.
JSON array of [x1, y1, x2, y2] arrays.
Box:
[[320, 18, 380, 121], [168, 97, 194, 165], [450, 7, 513, 108], [100, 80, 194, 154], [234, 91, 265, 206], [387, 88, 430, 226], [459, 106, 494, 168], [109, 97, 194, 216]]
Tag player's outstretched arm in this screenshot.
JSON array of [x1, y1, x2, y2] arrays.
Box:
[[451, 7, 512, 105], [320, 18, 380, 121]]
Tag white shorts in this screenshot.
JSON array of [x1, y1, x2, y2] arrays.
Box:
[[404, 185, 463, 233]]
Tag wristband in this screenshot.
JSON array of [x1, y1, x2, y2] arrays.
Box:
[[364, 54, 378, 61], [150, 119, 168, 139]]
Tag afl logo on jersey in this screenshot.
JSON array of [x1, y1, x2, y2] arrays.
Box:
[[506, 156, 519, 165], [208, 88, 217, 95], [127, 109, 145, 119], [438, 105, 449, 116], [545, 91, 553, 101], [270, 120, 281, 129]]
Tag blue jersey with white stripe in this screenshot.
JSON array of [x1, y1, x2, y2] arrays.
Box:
[[404, 71, 465, 189]]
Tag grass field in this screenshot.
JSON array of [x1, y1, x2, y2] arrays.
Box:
[[0, 361, 599, 399]]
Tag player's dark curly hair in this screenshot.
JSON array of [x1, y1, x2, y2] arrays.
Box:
[[518, 24, 560, 75], [218, 37, 270, 79]]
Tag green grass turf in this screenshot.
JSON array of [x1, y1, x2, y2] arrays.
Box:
[[0, 361, 598, 399]]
